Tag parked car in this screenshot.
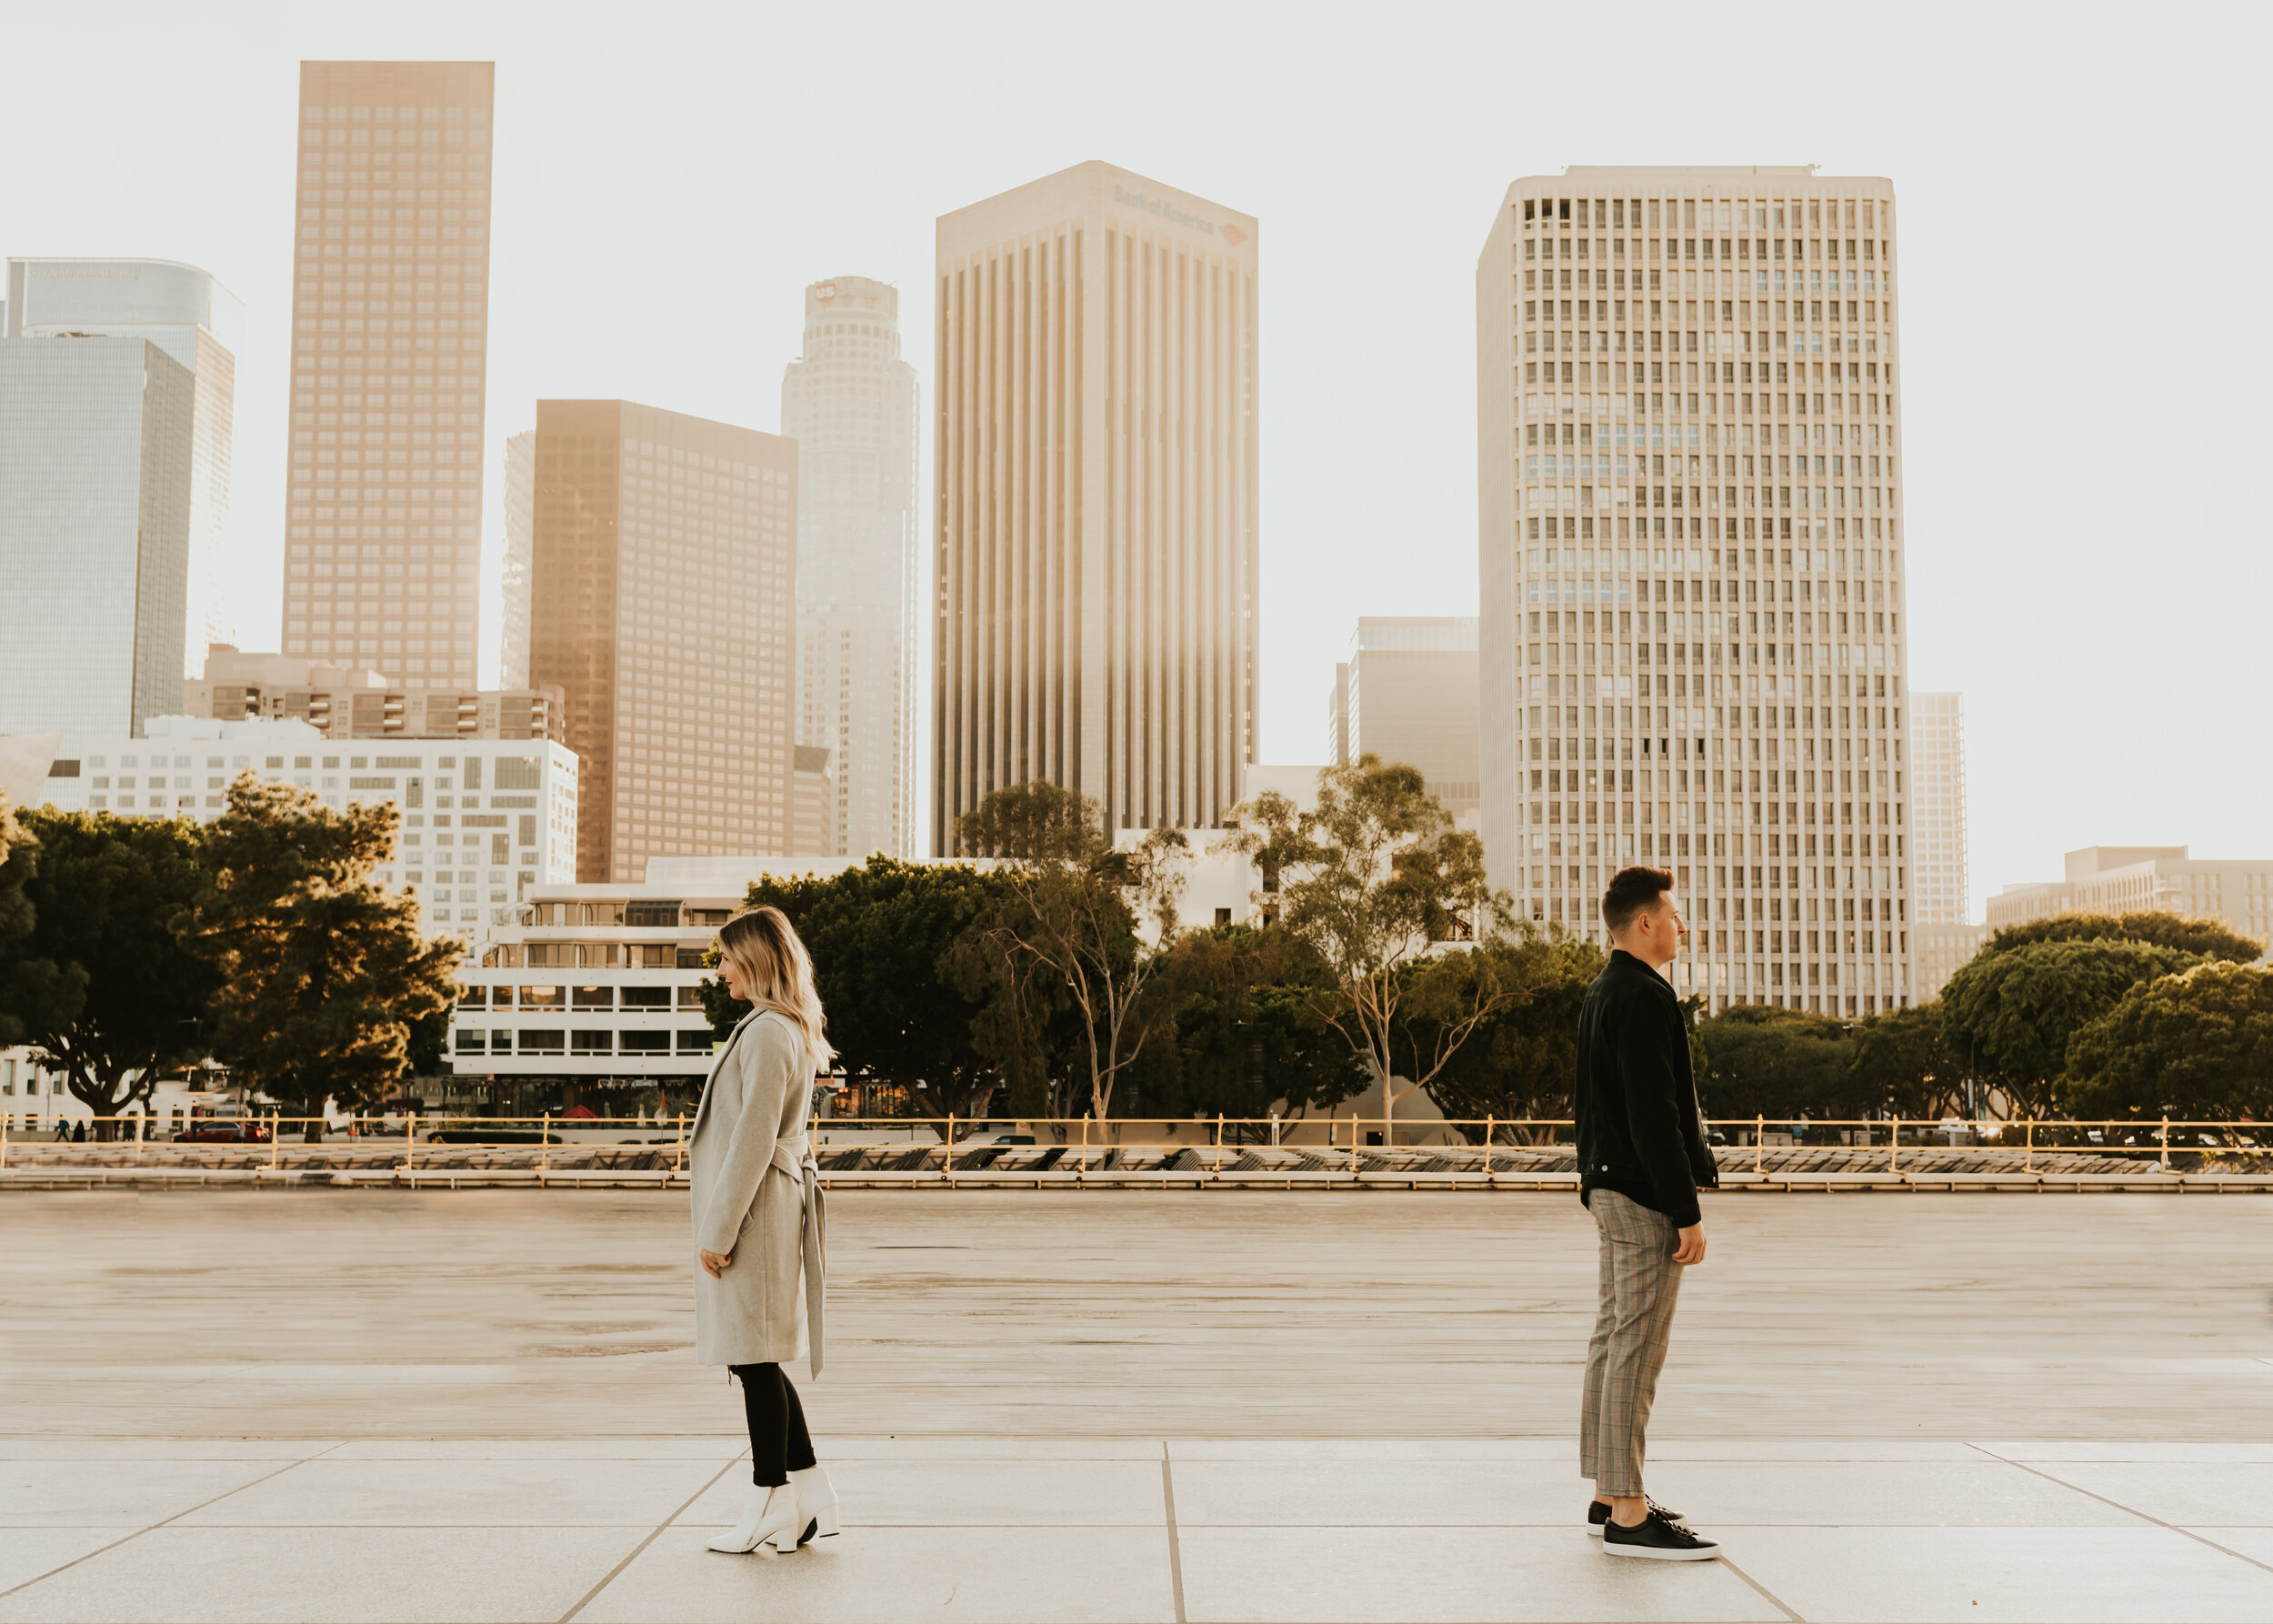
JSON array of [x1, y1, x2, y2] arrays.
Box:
[[173, 1118, 272, 1144]]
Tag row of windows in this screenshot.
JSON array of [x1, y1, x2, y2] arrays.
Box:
[[1523, 197, 1883, 233], [1523, 709, 1900, 753], [1527, 456, 1887, 485], [458, 984, 703, 1010], [1530, 423, 1889, 453], [454, 1028, 710, 1057], [1522, 692, 1899, 734], [1527, 272, 1880, 302], [1521, 232, 1880, 264]]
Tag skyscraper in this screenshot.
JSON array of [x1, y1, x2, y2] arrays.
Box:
[[934, 161, 1259, 852], [277, 61, 496, 691], [6, 258, 244, 676], [0, 338, 194, 744], [1336, 617, 1482, 818], [1477, 168, 1912, 1015], [780, 276, 917, 859], [527, 400, 797, 882], [1910, 691, 1966, 925], [501, 429, 534, 689]]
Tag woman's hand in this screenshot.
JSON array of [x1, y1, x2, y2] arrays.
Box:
[[699, 1248, 731, 1278]]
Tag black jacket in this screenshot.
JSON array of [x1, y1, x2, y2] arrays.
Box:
[[1574, 949, 1717, 1227]]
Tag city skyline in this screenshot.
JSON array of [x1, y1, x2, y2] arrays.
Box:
[[1, 8, 2263, 899]]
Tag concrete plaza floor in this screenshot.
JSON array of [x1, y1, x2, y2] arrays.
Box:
[[1, 1188, 2268, 1620]]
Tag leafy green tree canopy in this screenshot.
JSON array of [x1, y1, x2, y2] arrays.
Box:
[[1413, 929, 1605, 1139], [1147, 923, 1369, 1122], [1225, 756, 1513, 1107], [956, 781, 1189, 1119], [0, 808, 217, 1123], [1691, 1002, 1857, 1122], [189, 776, 460, 1123], [2062, 961, 2273, 1121], [1939, 937, 2199, 1119], [1984, 910, 2261, 965]]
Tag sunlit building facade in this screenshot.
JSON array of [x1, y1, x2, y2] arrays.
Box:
[[527, 399, 798, 883], [1478, 166, 1914, 1014], [1910, 690, 1966, 925], [278, 60, 496, 690], [934, 161, 1260, 851]]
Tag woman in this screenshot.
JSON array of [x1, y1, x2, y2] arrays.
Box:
[[691, 905, 839, 1556]]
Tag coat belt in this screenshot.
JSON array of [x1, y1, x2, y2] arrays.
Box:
[[770, 1133, 826, 1378]]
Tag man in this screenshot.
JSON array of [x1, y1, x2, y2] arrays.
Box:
[[1575, 865, 1720, 1560]]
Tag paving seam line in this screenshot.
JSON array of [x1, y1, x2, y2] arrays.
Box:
[[1712, 1551, 1807, 1621], [1160, 1441, 1188, 1624], [0, 1439, 345, 1601], [556, 1450, 746, 1623], [1965, 1443, 2273, 1577]]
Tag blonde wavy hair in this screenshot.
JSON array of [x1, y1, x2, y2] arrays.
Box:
[[715, 905, 836, 1070]]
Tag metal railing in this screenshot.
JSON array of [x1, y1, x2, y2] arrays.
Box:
[[3, 1110, 2266, 1189]]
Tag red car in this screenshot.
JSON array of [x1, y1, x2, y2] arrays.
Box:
[[173, 1118, 272, 1144]]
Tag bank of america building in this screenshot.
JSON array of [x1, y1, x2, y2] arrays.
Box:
[[1477, 166, 1914, 1016]]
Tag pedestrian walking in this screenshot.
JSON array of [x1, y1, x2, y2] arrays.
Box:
[[692, 905, 839, 1557], [1575, 865, 1721, 1560]]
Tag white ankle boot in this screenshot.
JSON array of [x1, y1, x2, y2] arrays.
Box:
[[706, 1483, 806, 1554], [789, 1464, 839, 1540]]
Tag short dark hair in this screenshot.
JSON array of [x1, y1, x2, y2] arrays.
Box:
[[1601, 865, 1673, 935]]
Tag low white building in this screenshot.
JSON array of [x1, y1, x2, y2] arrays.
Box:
[[1988, 847, 2273, 956], [35, 715, 578, 937]]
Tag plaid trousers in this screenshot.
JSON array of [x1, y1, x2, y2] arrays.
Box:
[[1578, 1188, 1684, 1496]]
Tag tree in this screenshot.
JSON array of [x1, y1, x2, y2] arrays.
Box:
[[0, 808, 217, 1133], [1413, 929, 1605, 1140], [1848, 1000, 1957, 1120], [188, 776, 461, 1132], [701, 857, 1051, 1119], [2062, 961, 2273, 1123], [1148, 923, 1370, 1125], [0, 794, 35, 1047], [956, 782, 1190, 1120], [1691, 1003, 1856, 1123], [1938, 937, 2199, 1120], [1225, 757, 1516, 1109], [1984, 910, 2261, 965]]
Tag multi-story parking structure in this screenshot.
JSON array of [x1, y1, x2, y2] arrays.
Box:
[[1478, 166, 1913, 1015]]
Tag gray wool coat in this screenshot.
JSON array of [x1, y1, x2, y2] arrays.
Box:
[[688, 1008, 822, 1368]]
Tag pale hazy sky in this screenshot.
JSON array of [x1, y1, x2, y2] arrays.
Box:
[[6, 1, 2265, 909]]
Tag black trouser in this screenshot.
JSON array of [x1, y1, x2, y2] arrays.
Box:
[[730, 1363, 816, 1488]]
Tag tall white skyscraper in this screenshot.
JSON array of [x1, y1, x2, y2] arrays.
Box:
[[0, 339, 194, 743], [935, 161, 1260, 851], [6, 257, 244, 676], [500, 429, 534, 689], [780, 276, 917, 859], [1331, 618, 1482, 817], [1910, 691, 1966, 924], [1478, 167, 1913, 1015]]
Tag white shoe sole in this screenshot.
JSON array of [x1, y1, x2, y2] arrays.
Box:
[[1602, 1539, 1719, 1561]]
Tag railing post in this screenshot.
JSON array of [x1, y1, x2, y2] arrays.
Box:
[[1754, 1114, 1764, 1177], [405, 1111, 416, 1177], [1889, 1114, 1899, 1177], [671, 1110, 686, 1178], [1079, 1114, 1088, 1187], [540, 1112, 551, 1178], [2024, 1118, 2033, 1174], [1214, 1113, 1224, 1182], [1484, 1117, 1495, 1187], [269, 1112, 279, 1172], [945, 1114, 955, 1186], [1349, 1113, 1360, 1181], [2160, 1113, 2170, 1173]]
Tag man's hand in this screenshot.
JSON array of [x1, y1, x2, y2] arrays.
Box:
[[1671, 1224, 1706, 1266], [699, 1248, 731, 1278]]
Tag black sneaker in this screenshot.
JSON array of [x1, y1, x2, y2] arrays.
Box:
[[1601, 1508, 1719, 1560], [1588, 1497, 1684, 1538]]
